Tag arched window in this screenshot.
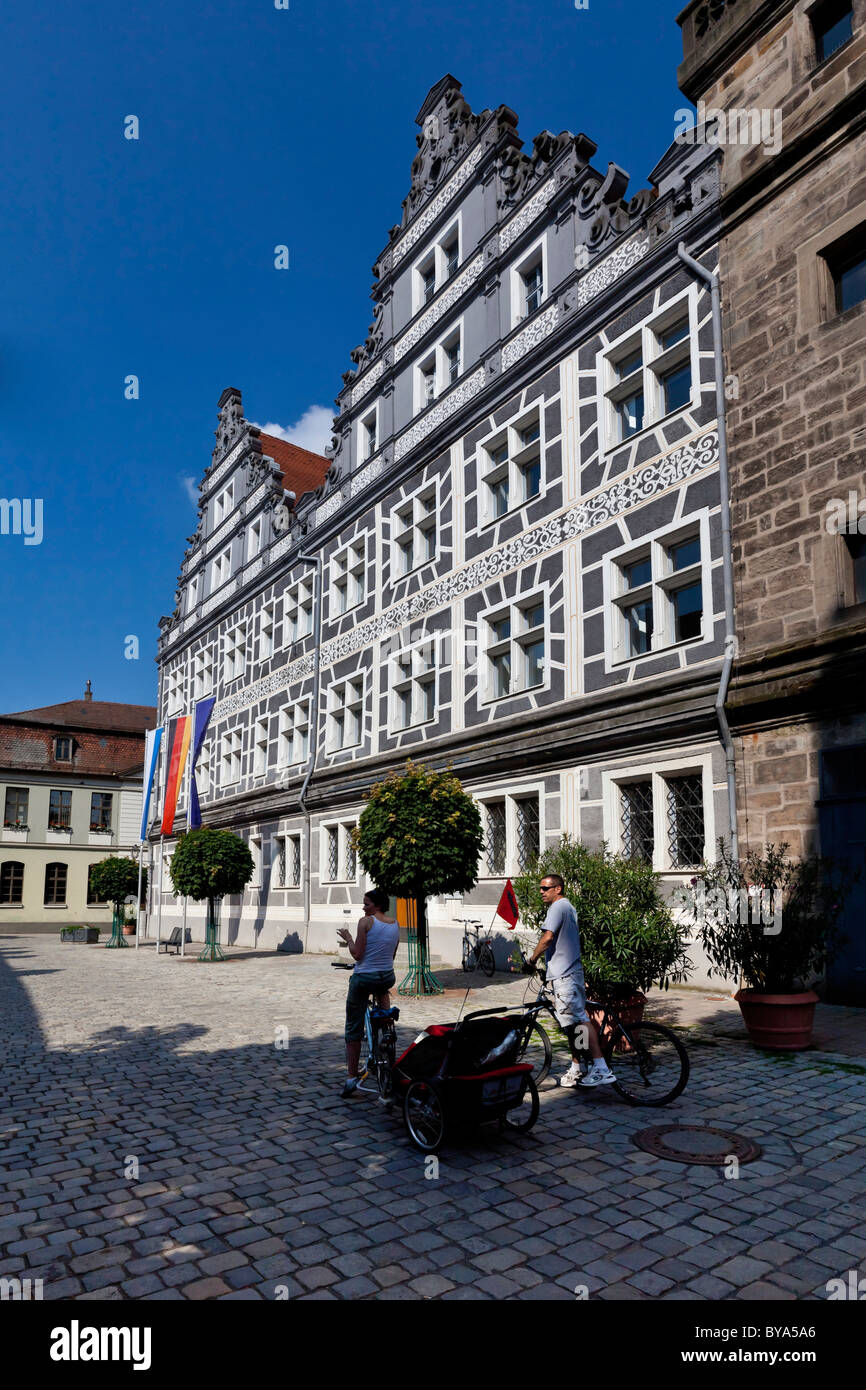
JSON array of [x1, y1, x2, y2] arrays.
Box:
[[44, 862, 67, 905], [0, 861, 24, 904]]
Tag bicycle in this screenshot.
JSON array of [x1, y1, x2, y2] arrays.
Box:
[[460, 918, 496, 977], [356, 993, 400, 1102], [513, 946, 689, 1106]]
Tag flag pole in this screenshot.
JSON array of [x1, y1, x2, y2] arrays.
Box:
[[181, 722, 190, 959], [156, 835, 164, 952], [135, 841, 143, 952]]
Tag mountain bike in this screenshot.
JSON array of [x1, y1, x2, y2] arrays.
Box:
[[357, 994, 400, 1101], [513, 947, 689, 1106], [461, 918, 496, 977]]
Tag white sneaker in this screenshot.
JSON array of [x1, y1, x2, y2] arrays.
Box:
[[579, 1061, 616, 1087], [559, 1061, 586, 1088]]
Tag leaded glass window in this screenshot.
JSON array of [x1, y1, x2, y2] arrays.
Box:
[[621, 782, 654, 862], [485, 802, 506, 875], [667, 775, 705, 868], [326, 827, 339, 881], [516, 797, 540, 872]]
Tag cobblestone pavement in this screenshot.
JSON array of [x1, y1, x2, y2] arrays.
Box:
[[1, 935, 864, 1301]]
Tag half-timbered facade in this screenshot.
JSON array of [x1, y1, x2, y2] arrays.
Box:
[[153, 76, 728, 970]]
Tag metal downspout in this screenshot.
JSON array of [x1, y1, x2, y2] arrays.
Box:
[[677, 242, 739, 862], [297, 548, 322, 951]]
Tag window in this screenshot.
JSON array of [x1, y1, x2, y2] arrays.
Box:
[[4, 788, 28, 828], [285, 578, 314, 645], [224, 625, 246, 682], [44, 862, 67, 905], [515, 796, 540, 872], [276, 833, 302, 888], [480, 791, 541, 875], [391, 637, 437, 730], [413, 323, 465, 410], [360, 410, 378, 461], [603, 296, 695, 447], [90, 793, 112, 832], [328, 677, 364, 751], [420, 359, 436, 407], [87, 865, 108, 904], [444, 235, 459, 278], [0, 861, 24, 904], [522, 261, 544, 317], [187, 574, 200, 613], [824, 224, 866, 314], [621, 782, 655, 863], [412, 223, 461, 310], [484, 596, 546, 701], [197, 740, 212, 797], [278, 702, 310, 767], [323, 823, 357, 882], [259, 604, 275, 662], [445, 334, 461, 385], [253, 717, 269, 776], [666, 775, 705, 868], [213, 482, 234, 528], [484, 801, 506, 875], [48, 790, 72, 830], [331, 540, 366, 616], [211, 547, 232, 593], [611, 525, 705, 662], [392, 485, 437, 576], [54, 737, 73, 762], [165, 667, 184, 715], [193, 647, 214, 699], [246, 519, 262, 563], [812, 0, 853, 63], [480, 411, 544, 523], [220, 729, 243, 786], [250, 836, 262, 890]]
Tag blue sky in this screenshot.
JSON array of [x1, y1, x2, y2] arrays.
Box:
[[0, 0, 689, 714]]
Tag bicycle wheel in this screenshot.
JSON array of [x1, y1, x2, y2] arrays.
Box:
[[376, 1024, 396, 1100], [606, 1021, 689, 1107], [403, 1079, 446, 1152], [461, 941, 472, 972], [500, 1076, 539, 1135], [479, 943, 496, 978], [516, 1020, 552, 1085]]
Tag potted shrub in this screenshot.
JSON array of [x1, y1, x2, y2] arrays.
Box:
[[169, 828, 254, 961], [514, 835, 693, 1036], [683, 841, 848, 1050], [354, 760, 485, 995], [87, 857, 146, 949], [122, 910, 137, 937]]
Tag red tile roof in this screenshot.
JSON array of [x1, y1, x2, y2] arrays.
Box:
[[259, 433, 331, 503], [2, 700, 157, 734]]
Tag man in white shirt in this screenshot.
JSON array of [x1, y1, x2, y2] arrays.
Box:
[[525, 873, 616, 1088]]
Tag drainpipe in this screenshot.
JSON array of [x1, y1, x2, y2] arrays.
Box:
[[297, 547, 322, 950], [677, 242, 739, 863]]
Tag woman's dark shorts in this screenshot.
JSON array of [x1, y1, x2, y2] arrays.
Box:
[[345, 970, 397, 1043]]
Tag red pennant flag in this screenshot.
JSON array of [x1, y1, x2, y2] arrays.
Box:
[[496, 879, 519, 929]]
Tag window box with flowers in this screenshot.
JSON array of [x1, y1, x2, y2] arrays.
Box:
[[2, 823, 29, 843], [47, 826, 72, 844]]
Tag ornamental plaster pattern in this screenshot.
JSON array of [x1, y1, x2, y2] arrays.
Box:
[[243, 483, 269, 516], [501, 303, 560, 371], [350, 356, 386, 407], [576, 232, 649, 308], [204, 439, 246, 495], [394, 256, 484, 362], [213, 652, 316, 723], [394, 366, 486, 461], [392, 145, 484, 265], [313, 453, 387, 527], [499, 179, 556, 253], [201, 577, 238, 618]]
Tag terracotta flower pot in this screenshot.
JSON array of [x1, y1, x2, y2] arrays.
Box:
[[734, 989, 819, 1050], [589, 991, 647, 1053], [122, 923, 136, 936]]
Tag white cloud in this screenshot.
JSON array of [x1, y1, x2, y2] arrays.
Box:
[[181, 476, 199, 507], [253, 405, 332, 456]]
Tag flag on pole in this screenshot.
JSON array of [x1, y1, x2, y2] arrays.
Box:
[[496, 878, 519, 928], [188, 697, 216, 829], [139, 727, 163, 841], [160, 715, 192, 835]]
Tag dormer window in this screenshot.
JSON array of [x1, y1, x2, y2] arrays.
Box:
[[213, 482, 234, 528], [54, 737, 73, 762]]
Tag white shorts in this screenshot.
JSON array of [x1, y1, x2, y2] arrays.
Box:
[[551, 969, 589, 1030]]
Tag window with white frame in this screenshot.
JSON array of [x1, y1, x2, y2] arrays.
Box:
[[253, 717, 269, 776], [224, 624, 246, 682], [390, 636, 437, 731], [413, 322, 464, 410], [610, 522, 705, 663], [480, 791, 541, 876], [479, 410, 543, 523], [614, 768, 707, 871], [193, 647, 213, 700], [197, 739, 212, 797], [259, 603, 275, 662], [602, 293, 695, 448], [328, 677, 364, 751], [510, 237, 547, 327], [187, 574, 200, 613], [331, 539, 366, 616], [285, 578, 313, 645], [250, 835, 262, 889], [246, 519, 262, 563], [274, 831, 302, 888], [210, 547, 232, 594], [278, 701, 310, 767], [483, 595, 546, 701], [392, 484, 437, 576], [220, 728, 242, 786], [213, 482, 235, 528], [165, 666, 184, 715], [411, 220, 461, 311], [323, 823, 357, 882], [359, 408, 378, 462]]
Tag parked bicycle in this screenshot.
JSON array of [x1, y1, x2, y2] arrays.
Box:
[[513, 946, 689, 1106], [356, 992, 400, 1101], [460, 918, 496, 977]]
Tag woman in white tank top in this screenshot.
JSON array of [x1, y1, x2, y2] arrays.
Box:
[[337, 889, 400, 1097]]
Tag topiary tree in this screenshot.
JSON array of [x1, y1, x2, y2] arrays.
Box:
[[88, 856, 146, 949], [168, 828, 254, 962], [353, 760, 484, 994]]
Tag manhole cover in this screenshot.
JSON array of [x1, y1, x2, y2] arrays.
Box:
[[632, 1124, 762, 1166]]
